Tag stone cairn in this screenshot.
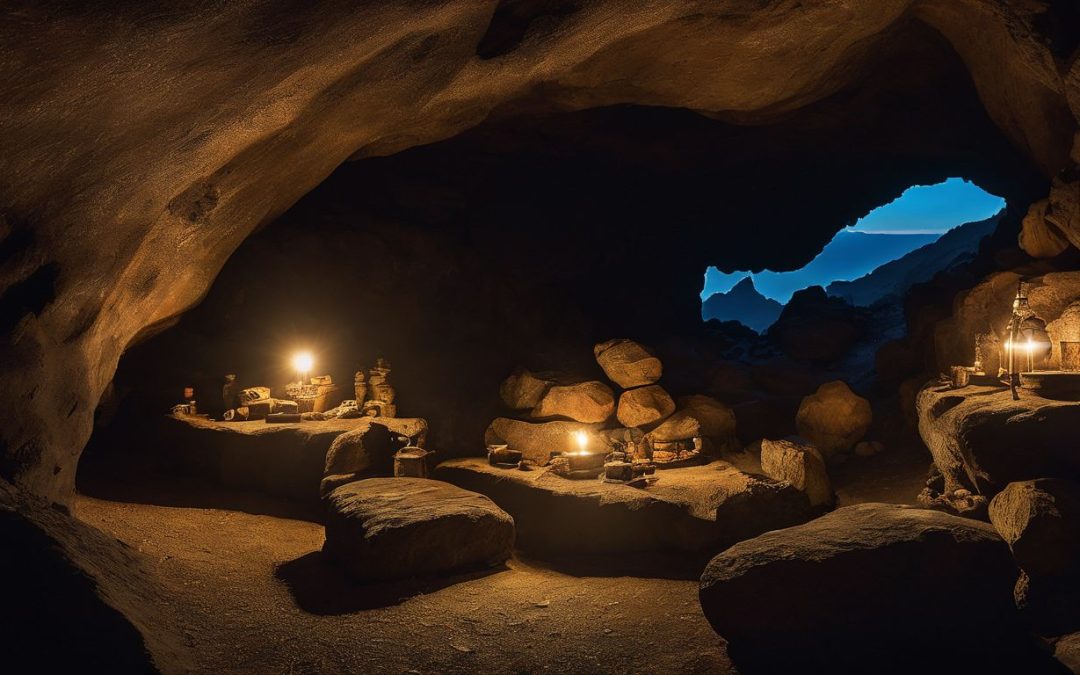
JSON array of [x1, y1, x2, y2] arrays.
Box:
[[485, 338, 740, 483]]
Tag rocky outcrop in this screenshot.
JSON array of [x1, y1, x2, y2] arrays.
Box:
[[1, 481, 191, 672], [990, 479, 1080, 634], [593, 339, 662, 389], [616, 385, 675, 428], [767, 287, 864, 364], [484, 418, 603, 465], [323, 478, 514, 582], [699, 503, 1050, 673], [321, 418, 429, 497], [794, 381, 872, 459], [531, 380, 615, 424], [700, 277, 782, 333], [917, 383, 1080, 498], [759, 437, 833, 508]]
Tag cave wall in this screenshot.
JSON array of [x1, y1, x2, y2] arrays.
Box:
[[1, 0, 1078, 502]]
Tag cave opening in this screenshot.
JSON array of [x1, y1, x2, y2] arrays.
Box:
[[6, 3, 1080, 674]]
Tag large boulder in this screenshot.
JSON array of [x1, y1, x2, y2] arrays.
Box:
[[759, 437, 833, 508], [646, 396, 738, 453], [616, 385, 676, 428], [795, 380, 871, 458], [917, 383, 1080, 498], [321, 418, 429, 496], [699, 504, 1050, 673], [485, 418, 604, 465], [531, 380, 615, 423], [593, 339, 662, 388], [990, 479, 1080, 634], [499, 369, 554, 410], [323, 478, 514, 583]]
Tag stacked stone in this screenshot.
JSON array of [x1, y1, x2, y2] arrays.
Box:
[[486, 338, 740, 463]]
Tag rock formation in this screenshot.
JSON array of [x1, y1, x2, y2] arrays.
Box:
[[990, 479, 1080, 634], [616, 385, 676, 428], [700, 277, 783, 333], [323, 477, 514, 583], [593, 339, 663, 389], [759, 437, 833, 508], [794, 381, 872, 459], [2, 0, 1077, 502], [531, 381, 615, 424], [699, 503, 1050, 673]]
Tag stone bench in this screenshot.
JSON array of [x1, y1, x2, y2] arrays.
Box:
[[323, 477, 514, 582], [435, 457, 813, 555], [158, 414, 425, 503]]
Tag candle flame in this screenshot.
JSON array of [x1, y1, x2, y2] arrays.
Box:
[[292, 351, 314, 374]]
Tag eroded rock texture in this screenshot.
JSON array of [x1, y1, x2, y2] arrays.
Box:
[[1, 0, 1077, 501], [699, 503, 1053, 673]]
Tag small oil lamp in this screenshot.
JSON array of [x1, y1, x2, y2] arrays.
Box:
[[565, 430, 605, 474]]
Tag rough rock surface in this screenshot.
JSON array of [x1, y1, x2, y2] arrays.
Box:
[[323, 477, 514, 583], [321, 418, 430, 497], [677, 395, 738, 446], [499, 369, 553, 410], [1, 1, 1078, 505], [160, 414, 425, 503], [1, 481, 191, 672], [917, 383, 1080, 498], [531, 380, 615, 424], [437, 457, 813, 554], [484, 418, 604, 465], [990, 479, 1080, 634], [794, 381, 872, 458], [699, 503, 1050, 673], [616, 385, 676, 428], [759, 438, 833, 508], [593, 339, 663, 389]]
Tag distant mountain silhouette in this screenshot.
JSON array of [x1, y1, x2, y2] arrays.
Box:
[[749, 230, 939, 302], [826, 211, 1002, 306], [701, 277, 783, 333]]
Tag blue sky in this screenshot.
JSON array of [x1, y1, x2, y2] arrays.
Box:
[[701, 178, 1005, 303]]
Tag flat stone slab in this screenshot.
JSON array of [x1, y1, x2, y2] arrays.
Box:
[[917, 383, 1080, 497], [435, 458, 813, 554], [323, 477, 514, 582], [159, 414, 423, 503]]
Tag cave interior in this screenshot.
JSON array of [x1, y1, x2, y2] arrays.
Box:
[[3, 1, 1080, 673]]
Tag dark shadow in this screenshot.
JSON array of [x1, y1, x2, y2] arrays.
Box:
[[78, 456, 323, 523], [274, 551, 509, 614], [518, 550, 710, 581]]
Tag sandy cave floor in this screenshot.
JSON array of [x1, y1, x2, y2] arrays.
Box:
[[72, 445, 927, 674]]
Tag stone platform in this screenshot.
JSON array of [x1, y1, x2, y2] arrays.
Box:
[[159, 414, 422, 503], [917, 383, 1080, 498], [435, 458, 814, 555]]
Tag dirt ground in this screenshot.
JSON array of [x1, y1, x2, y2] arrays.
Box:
[[72, 443, 927, 674], [74, 489, 734, 674]]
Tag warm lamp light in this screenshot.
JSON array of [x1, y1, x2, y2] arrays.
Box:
[[572, 430, 590, 454], [292, 351, 314, 383]]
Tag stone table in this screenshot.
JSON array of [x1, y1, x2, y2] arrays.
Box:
[[158, 414, 422, 503], [917, 382, 1080, 498], [435, 457, 813, 555]]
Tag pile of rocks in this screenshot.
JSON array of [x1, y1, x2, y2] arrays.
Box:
[[487, 338, 739, 463]]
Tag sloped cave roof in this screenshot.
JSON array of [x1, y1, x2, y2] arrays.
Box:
[[0, 0, 1078, 501]]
